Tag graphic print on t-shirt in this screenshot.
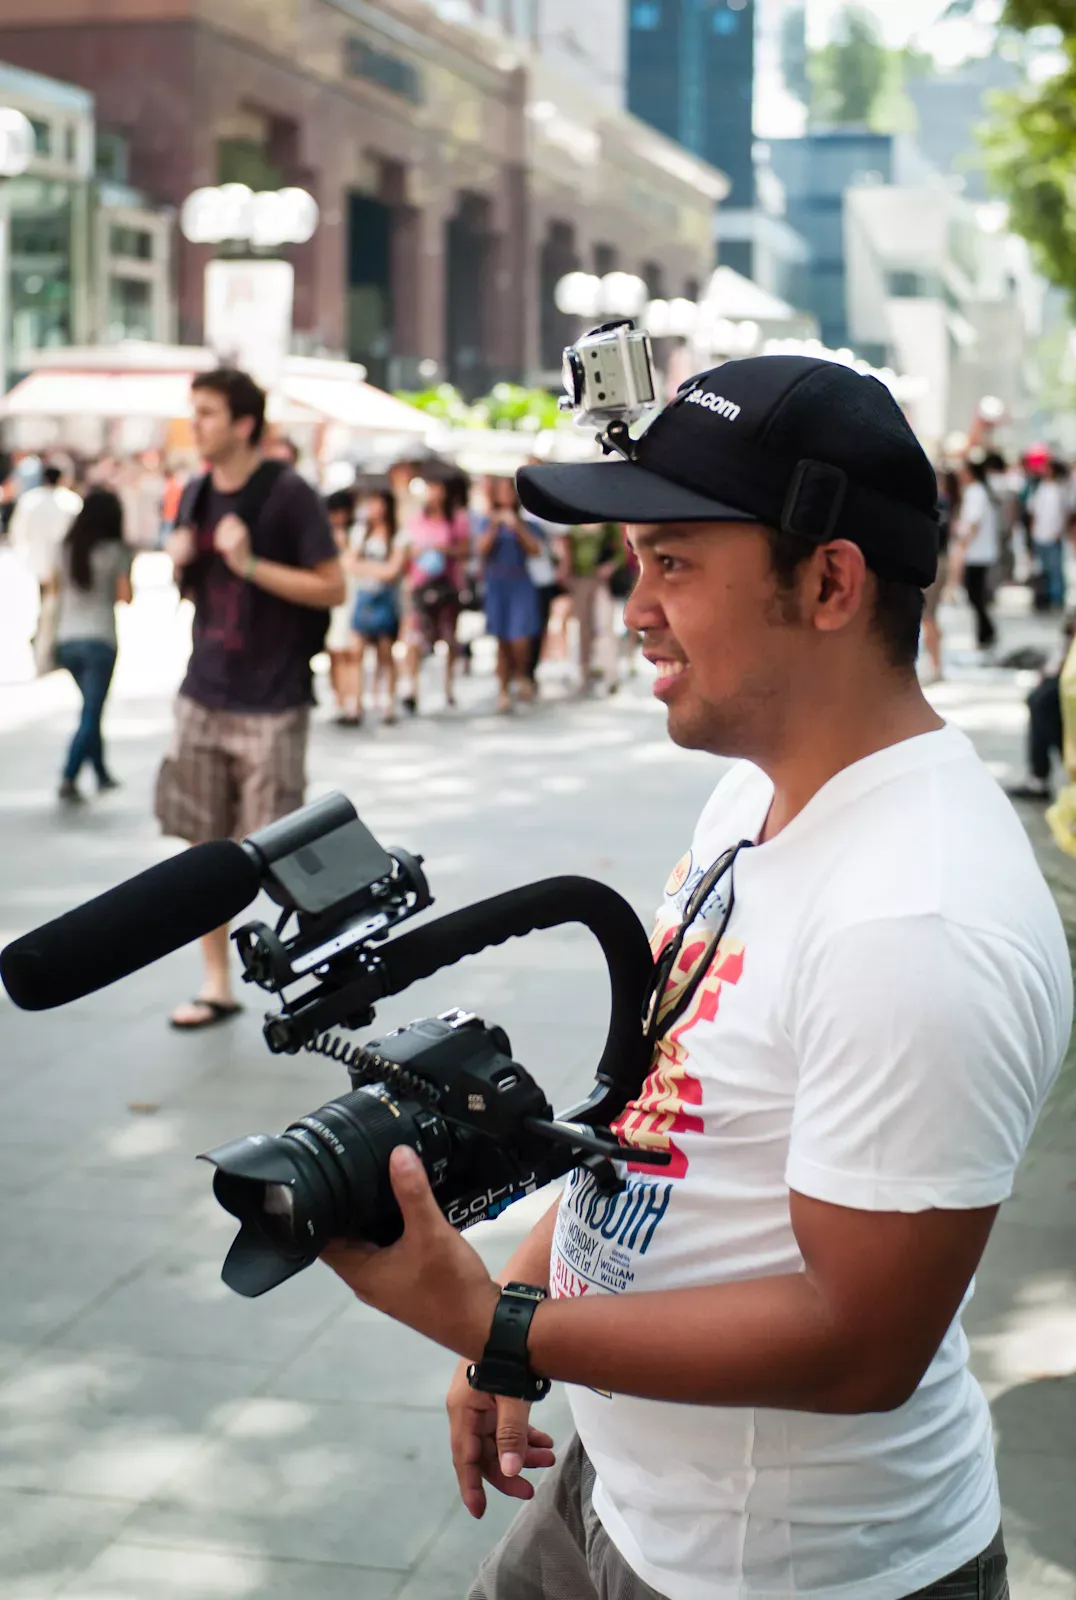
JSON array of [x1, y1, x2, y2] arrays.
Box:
[[551, 872, 746, 1314], [201, 564, 247, 652], [550, 1165, 676, 1338]]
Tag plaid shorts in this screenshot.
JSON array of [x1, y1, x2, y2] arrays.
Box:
[[468, 1435, 1009, 1600], [154, 694, 309, 845]]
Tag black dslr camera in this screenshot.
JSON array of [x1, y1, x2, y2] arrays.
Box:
[[203, 793, 667, 1297]]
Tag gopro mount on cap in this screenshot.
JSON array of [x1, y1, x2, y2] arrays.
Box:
[[559, 319, 659, 460]]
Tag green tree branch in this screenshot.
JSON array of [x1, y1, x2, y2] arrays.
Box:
[[983, 6, 1076, 307]]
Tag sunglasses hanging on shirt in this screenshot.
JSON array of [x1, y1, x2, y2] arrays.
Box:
[[642, 839, 755, 1052]]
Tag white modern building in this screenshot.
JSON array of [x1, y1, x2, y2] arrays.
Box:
[[844, 174, 1044, 456]]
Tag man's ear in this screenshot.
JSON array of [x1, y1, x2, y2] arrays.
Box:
[[811, 540, 869, 635]]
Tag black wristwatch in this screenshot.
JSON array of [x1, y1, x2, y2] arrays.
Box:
[[468, 1283, 552, 1403]]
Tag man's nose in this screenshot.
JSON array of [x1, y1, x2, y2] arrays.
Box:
[[624, 569, 665, 635]]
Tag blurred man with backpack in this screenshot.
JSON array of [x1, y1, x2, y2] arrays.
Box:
[[157, 368, 343, 1030]]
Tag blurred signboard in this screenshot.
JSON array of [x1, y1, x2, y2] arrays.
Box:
[[344, 35, 424, 103], [204, 259, 294, 389]]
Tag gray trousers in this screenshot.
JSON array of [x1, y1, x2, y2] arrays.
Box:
[[467, 1435, 1009, 1600]]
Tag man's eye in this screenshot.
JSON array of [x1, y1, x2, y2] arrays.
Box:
[[658, 554, 682, 573]]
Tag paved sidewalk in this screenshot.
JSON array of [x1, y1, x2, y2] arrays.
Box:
[[0, 558, 1072, 1598]]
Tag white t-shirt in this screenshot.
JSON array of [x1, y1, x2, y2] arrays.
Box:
[[1030, 480, 1068, 546], [9, 484, 82, 582], [551, 726, 1071, 1600], [958, 480, 999, 566]]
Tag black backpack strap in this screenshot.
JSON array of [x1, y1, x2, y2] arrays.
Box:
[[179, 471, 212, 532], [233, 460, 288, 544], [175, 472, 212, 601]]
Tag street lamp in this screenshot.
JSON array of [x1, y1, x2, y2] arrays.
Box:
[[0, 108, 34, 178], [179, 184, 319, 249], [180, 184, 320, 385], [554, 271, 649, 322]]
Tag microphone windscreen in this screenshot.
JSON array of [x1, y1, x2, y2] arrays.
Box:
[[0, 840, 261, 1011]]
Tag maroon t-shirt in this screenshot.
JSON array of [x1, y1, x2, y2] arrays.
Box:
[[177, 467, 336, 713]]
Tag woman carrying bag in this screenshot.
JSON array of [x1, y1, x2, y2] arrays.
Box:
[[51, 488, 133, 803], [351, 489, 409, 726]]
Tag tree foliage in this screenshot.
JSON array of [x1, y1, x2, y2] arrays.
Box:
[[395, 382, 565, 433], [805, 6, 930, 133], [1002, 0, 1070, 28], [811, 7, 887, 126], [983, 4, 1076, 306]]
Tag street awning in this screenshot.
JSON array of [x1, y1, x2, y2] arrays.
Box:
[[279, 376, 429, 435], [0, 369, 199, 419], [1, 363, 430, 435], [700, 266, 797, 323]]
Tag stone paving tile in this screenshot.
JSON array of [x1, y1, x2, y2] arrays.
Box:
[[0, 1348, 273, 1501], [48, 1233, 353, 1367], [121, 1399, 462, 1572], [58, 1541, 402, 1600], [0, 1486, 136, 1599], [0, 1206, 175, 1349]]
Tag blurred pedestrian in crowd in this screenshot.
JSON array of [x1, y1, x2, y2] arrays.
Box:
[[157, 367, 343, 1031], [9, 463, 83, 672], [1028, 459, 1070, 612], [264, 434, 300, 468], [52, 488, 132, 803], [476, 477, 542, 713], [324, 488, 363, 725], [953, 456, 999, 658], [351, 488, 408, 726], [1006, 610, 1076, 804], [558, 521, 623, 692], [520, 494, 563, 688], [160, 460, 189, 545], [921, 468, 959, 683], [402, 476, 470, 714]]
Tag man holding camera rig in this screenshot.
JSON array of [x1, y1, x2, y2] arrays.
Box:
[[323, 355, 1070, 1600]]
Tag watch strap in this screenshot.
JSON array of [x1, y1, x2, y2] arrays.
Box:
[[468, 1282, 551, 1402]]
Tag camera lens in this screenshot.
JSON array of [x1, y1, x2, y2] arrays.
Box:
[[202, 1086, 451, 1298], [261, 1182, 297, 1248]]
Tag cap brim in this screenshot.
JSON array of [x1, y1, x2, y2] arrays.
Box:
[[517, 461, 755, 527]]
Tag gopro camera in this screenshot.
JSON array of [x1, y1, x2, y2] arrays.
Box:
[[560, 319, 657, 433]]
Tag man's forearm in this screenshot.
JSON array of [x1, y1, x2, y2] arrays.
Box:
[[249, 558, 345, 608], [523, 1272, 895, 1415], [495, 1199, 559, 1290]]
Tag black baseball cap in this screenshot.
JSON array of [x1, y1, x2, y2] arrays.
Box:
[[518, 356, 939, 588]]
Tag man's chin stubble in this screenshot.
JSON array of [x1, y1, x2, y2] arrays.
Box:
[[666, 708, 744, 759]]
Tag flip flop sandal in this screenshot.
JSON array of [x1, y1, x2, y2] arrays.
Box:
[[169, 999, 244, 1031]]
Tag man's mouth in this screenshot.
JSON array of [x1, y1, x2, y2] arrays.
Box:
[[645, 655, 690, 697]]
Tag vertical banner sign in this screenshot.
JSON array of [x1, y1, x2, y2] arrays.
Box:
[[203, 259, 295, 390]]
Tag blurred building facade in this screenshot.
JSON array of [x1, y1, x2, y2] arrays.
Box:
[[0, 0, 723, 396], [0, 60, 172, 389], [769, 128, 898, 351]]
